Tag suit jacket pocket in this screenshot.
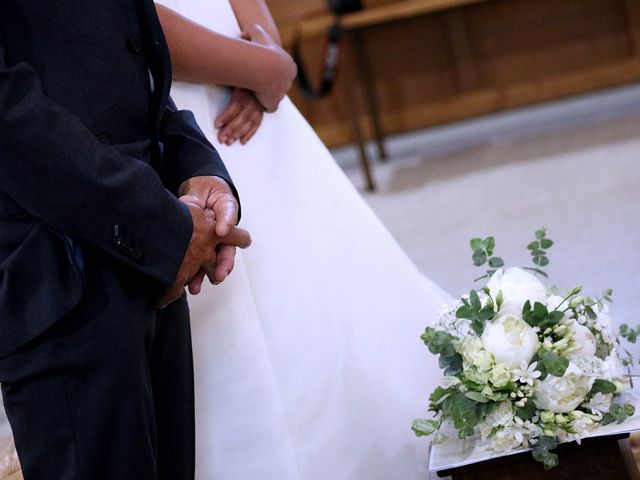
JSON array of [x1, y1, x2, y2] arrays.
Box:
[[0, 222, 84, 358]]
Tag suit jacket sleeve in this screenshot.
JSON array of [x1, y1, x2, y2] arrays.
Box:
[[158, 98, 241, 217], [0, 39, 192, 287]]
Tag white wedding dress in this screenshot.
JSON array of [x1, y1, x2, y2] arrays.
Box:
[[155, 1, 451, 479]]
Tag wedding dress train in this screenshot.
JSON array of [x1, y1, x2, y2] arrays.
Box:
[[156, 1, 451, 478]]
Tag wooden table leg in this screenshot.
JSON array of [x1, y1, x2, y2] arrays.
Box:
[[349, 29, 388, 162], [344, 86, 376, 191]]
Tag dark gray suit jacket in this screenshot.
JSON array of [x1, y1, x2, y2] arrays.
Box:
[[0, 0, 236, 357]]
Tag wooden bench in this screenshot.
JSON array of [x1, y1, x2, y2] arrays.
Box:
[[277, 0, 640, 190]]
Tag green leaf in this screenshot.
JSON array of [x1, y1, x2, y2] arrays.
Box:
[[541, 351, 569, 377], [440, 353, 464, 376], [429, 386, 455, 407], [488, 257, 504, 268], [534, 256, 549, 267], [591, 379, 617, 395], [527, 241, 540, 250], [477, 306, 495, 321], [548, 311, 564, 323], [531, 249, 546, 257], [516, 400, 537, 420], [411, 418, 440, 437], [456, 305, 474, 319], [533, 301, 549, 319], [473, 249, 487, 267], [540, 239, 554, 249], [603, 403, 636, 425], [532, 436, 559, 470], [470, 238, 484, 251], [469, 290, 481, 310], [420, 328, 455, 355], [535, 228, 547, 240], [620, 324, 639, 344], [584, 305, 597, 320], [450, 394, 480, 437], [603, 288, 614, 302], [464, 391, 490, 403], [485, 237, 495, 255]]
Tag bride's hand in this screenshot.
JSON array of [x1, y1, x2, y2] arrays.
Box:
[[214, 88, 264, 145], [241, 24, 296, 112]]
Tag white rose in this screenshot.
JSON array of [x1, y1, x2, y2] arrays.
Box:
[[486, 401, 514, 427], [487, 267, 548, 316], [566, 320, 597, 360], [459, 337, 494, 371], [481, 314, 539, 369], [534, 363, 593, 413], [490, 364, 512, 388], [466, 367, 491, 385], [489, 426, 524, 452]]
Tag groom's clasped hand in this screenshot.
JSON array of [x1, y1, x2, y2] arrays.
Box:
[[159, 176, 252, 308]]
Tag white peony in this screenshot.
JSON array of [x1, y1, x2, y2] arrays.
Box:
[[487, 267, 548, 316], [534, 363, 593, 413], [481, 314, 539, 369], [565, 320, 597, 360]]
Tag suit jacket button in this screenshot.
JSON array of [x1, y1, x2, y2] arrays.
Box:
[[127, 34, 144, 54]]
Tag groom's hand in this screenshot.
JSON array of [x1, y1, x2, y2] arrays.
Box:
[[178, 176, 239, 236], [159, 201, 251, 308]]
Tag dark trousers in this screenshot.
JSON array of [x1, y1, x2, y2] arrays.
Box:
[[0, 247, 195, 479]]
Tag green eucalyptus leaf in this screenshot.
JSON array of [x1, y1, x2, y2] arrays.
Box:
[[532, 436, 559, 471], [540, 239, 554, 249], [603, 403, 635, 425], [488, 257, 504, 268], [485, 237, 495, 254], [470, 238, 484, 251], [527, 241, 540, 250], [473, 249, 487, 267]]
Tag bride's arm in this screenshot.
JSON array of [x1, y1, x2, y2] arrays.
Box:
[[229, 0, 282, 46], [155, 4, 295, 112]]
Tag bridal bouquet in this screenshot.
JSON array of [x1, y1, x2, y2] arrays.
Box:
[[413, 229, 636, 470]]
